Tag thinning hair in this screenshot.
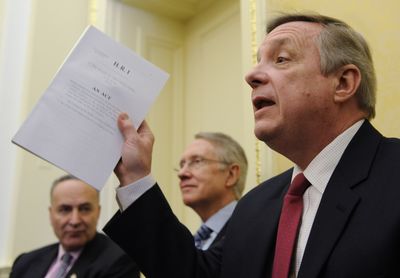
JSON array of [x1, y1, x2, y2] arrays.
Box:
[[267, 12, 377, 119], [50, 174, 99, 202], [195, 132, 248, 199]]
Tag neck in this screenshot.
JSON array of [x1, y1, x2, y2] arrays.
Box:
[[194, 197, 235, 222], [284, 116, 365, 169]]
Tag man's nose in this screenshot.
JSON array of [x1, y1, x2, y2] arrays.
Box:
[[69, 209, 82, 226], [245, 64, 269, 89], [177, 166, 191, 180]]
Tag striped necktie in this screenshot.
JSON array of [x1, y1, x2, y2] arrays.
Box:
[[194, 224, 213, 249], [55, 252, 73, 278]]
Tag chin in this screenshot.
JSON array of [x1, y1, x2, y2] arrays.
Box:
[[183, 199, 194, 206], [63, 237, 87, 250], [254, 125, 271, 142], [254, 119, 281, 142], [64, 242, 85, 252]]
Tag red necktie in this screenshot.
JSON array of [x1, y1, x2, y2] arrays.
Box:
[[272, 173, 311, 278]]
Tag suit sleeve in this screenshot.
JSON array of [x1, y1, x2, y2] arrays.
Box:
[[9, 253, 25, 278], [103, 184, 222, 278], [102, 252, 141, 278]]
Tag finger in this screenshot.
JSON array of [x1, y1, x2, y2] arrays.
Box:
[[137, 120, 155, 147], [117, 113, 136, 140]]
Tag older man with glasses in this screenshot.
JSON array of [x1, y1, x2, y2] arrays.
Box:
[[175, 132, 248, 250]]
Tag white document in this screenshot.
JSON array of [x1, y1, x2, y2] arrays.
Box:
[[12, 26, 169, 190]]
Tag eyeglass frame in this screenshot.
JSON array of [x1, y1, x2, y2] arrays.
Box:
[[174, 156, 230, 172]]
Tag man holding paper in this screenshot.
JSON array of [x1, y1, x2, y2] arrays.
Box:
[[104, 12, 400, 278]]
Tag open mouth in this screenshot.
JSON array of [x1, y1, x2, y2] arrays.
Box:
[[253, 97, 275, 110]]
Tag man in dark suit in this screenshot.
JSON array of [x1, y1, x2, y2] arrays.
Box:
[[10, 175, 140, 278], [103, 12, 400, 278], [176, 132, 247, 250]]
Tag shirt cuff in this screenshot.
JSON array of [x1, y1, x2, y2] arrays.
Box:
[[116, 175, 156, 211]]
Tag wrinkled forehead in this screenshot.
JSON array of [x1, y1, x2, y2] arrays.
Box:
[[267, 20, 323, 38], [257, 21, 322, 58]]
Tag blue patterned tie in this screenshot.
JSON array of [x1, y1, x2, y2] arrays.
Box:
[[194, 224, 213, 249], [55, 253, 73, 278]]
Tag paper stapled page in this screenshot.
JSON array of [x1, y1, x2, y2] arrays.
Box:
[[12, 25, 169, 190]]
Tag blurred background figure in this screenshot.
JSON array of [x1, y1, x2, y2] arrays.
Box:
[[176, 132, 248, 250], [10, 175, 140, 278]]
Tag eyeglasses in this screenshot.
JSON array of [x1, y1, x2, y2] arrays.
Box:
[[174, 156, 228, 172]]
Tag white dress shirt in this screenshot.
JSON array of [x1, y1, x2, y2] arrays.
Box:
[[292, 119, 363, 276]]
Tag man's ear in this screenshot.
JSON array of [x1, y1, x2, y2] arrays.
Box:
[[333, 64, 361, 103], [225, 164, 240, 188]]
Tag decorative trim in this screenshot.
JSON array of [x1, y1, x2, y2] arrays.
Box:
[[88, 0, 98, 25], [249, 0, 261, 184]]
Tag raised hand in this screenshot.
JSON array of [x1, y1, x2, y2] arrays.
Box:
[[114, 113, 154, 186]]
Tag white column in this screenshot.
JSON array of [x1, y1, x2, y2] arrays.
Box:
[[0, 0, 32, 266], [239, 0, 272, 191]]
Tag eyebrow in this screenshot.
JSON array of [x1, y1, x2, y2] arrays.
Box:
[[257, 37, 292, 62], [179, 155, 202, 163], [57, 202, 92, 207]]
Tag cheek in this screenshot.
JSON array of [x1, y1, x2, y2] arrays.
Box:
[[84, 216, 99, 229], [53, 217, 68, 229], [193, 170, 211, 185], [196, 174, 218, 191]]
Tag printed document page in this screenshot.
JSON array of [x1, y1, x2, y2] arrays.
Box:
[[12, 25, 169, 190]]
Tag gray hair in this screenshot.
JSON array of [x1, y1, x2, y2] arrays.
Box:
[[195, 132, 248, 199], [267, 12, 376, 119], [50, 174, 99, 202]]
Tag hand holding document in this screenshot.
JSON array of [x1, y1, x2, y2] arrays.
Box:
[[12, 26, 169, 190]]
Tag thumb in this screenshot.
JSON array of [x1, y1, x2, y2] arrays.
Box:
[[117, 112, 136, 140]]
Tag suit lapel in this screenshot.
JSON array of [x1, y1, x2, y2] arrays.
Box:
[[210, 222, 228, 249], [30, 245, 58, 278], [298, 121, 382, 278], [240, 170, 292, 277], [67, 233, 101, 277]]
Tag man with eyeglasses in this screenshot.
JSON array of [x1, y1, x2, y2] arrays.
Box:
[[176, 132, 248, 250]]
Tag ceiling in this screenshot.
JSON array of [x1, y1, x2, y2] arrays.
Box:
[[121, 0, 216, 21]]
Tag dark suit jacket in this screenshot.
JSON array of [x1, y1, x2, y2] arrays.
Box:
[[104, 121, 400, 278], [208, 223, 227, 249], [10, 233, 140, 278]]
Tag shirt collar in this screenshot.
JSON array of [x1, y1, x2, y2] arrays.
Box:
[[293, 119, 364, 194], [204, 201, 237, 233], [57, 244, 82, 261]]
